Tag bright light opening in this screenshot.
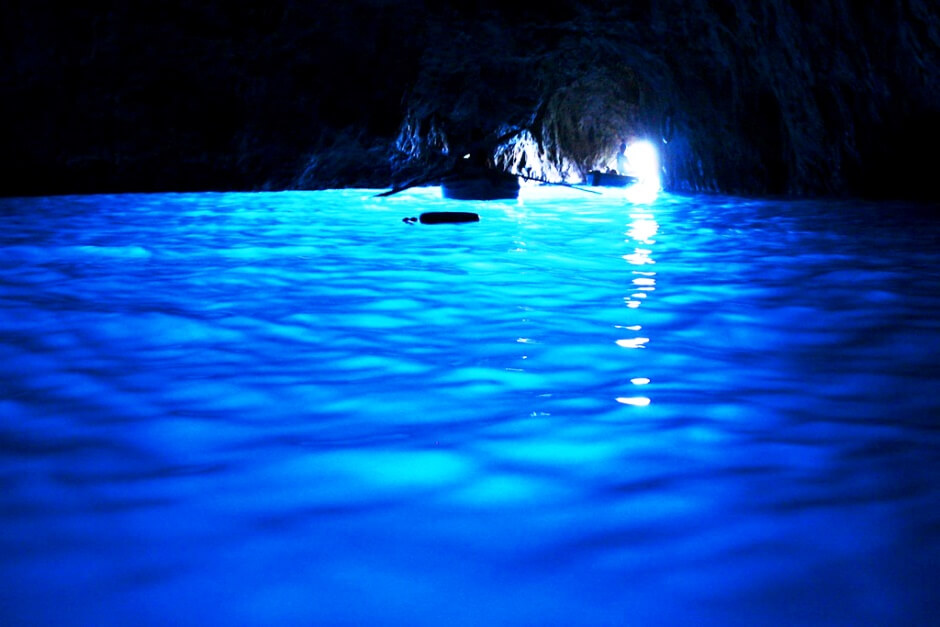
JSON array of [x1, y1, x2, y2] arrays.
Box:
[[622, 140, 661, 203], [623, 141, 659, 182]]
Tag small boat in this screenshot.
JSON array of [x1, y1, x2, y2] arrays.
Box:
[[589, 170, 639, 187], [419, 211, 480, 224], [441, 171, 519, 200]]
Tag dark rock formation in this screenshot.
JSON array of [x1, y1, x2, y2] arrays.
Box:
[[395, 1, 939, 199], [2, 0, 937, 200], [1, 1, 421, 195]]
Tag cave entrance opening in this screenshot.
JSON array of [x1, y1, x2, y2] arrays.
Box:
[[497, 132, 660, 190]]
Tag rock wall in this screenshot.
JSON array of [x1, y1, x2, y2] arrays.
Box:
[[1, 1, 422, 194], [396, 0, 939, 198], [2, 0, 936, 199], [649, 0, 939, 198]]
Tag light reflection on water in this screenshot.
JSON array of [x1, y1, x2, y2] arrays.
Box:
[[0, 188, 938, 625]]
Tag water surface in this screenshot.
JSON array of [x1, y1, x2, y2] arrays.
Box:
[[1, 188, 938, 625]]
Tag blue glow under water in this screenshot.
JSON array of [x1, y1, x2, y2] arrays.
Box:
[[1, 188, 938, 625]]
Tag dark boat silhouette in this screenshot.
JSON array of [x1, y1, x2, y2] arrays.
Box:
[[589, 170, 639, 187]]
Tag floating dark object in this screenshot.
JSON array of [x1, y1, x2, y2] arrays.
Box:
[[419, 211, 480, 224], [589, 171, 639, 187], [441, 173, 519, 200]]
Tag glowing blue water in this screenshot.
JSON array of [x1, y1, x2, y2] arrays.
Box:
[[1, 188, 938, 625]]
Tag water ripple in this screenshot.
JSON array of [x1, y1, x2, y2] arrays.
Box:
[[0, 189, 938, 624]]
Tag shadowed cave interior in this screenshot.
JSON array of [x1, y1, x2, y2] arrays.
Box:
[[3, 0, 938, 201]]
